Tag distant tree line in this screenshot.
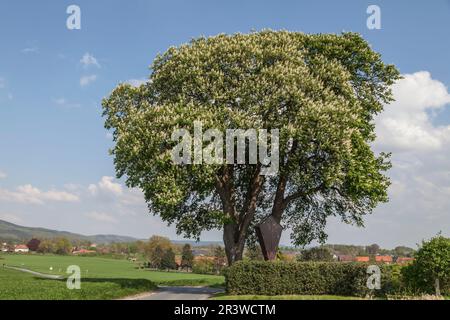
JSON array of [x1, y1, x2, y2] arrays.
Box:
[[295, 244, 416, 262], [141, 235, 226, 274]]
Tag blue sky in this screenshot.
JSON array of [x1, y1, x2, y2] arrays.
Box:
[[0, 0, 449, 248]]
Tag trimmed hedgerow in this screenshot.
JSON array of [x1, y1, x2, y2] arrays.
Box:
[[224, 261, 394, 297]]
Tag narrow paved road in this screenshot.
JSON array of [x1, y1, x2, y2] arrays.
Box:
[[126, 286, 224, 300]]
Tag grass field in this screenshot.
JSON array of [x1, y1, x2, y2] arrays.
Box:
[[0, 267, 157, 300], [0, 253, 224, 300]]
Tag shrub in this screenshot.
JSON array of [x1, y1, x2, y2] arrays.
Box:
[[403, 235, 450, 296], [401, 260, 450, 296], [225, 261, 394, 297], [192, 258, 215, 275]]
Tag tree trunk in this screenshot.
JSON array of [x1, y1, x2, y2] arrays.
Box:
[[223, 223, 245, 266], [435, 277, 441, 296]]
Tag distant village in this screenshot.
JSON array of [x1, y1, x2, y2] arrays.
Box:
[[1, 235, 416, 275]]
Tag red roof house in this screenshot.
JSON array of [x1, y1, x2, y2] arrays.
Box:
[[337, 255, 354, 262], [14, 244, 29, 253], [72, 248, 96, 255], [355, 256, 370, 262], [375, 255, 393, 263]]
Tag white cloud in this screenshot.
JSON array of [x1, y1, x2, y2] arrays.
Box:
[[125, 78, 149, 87], [85, 211, 118, 224], [54, 98, 66, 105], [0, 184, 79, 205], [80, 75, 97, 87], [80, 53, 100, 68], [375, 71, 450, 152], [53, 98, 81, 109], [0, 171, 6, 179], [88, 176, 123, 196], [21, 47, 39, 54], [342, 71, 450, 246], [0, 78, 5, 89]]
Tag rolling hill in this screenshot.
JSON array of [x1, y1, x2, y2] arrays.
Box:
[[0, 219, 138, 244]]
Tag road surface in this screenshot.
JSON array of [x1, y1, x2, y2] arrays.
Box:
[[123, 286, 224, 300]]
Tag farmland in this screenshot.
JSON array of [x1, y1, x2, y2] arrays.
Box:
[[0, 253, 224, 300]]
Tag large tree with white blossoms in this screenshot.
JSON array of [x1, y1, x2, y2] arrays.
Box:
[[103, 31, 400, 265]]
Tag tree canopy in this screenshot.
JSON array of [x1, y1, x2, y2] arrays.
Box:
[[103, 31, 401, 264], [299, 246, 334, 262], [412, 234, 450, 295], [181, 244, 194, 270]]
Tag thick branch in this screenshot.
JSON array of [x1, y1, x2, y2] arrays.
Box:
[[238, 165, 264, 244], [215, 165, 237, 221]]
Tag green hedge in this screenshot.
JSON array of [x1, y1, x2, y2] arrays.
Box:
[[225, 261, 394, 297]]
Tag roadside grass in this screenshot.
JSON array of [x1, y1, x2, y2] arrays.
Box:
[[0, 253, 224, 299], [211, 293, 364, 300], [0, 267, 156, 300]]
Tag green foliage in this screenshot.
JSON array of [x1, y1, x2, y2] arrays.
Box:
[[161, 248, 177, 270], [37, 239, 56, 254], [37, 238, 72, 255], [192, 258, 215, 275], [276, 249, 289, 261], [225, 260, 393, 297], [213, 246, 227, 274], [366, 244, 380, 255], [244, 243, 264, 261], [145, 235, 173, 269], [54, 238, 72, 255], [298, 246, 334, 262], [402, 235, 450, 295], [181, 244, 194, 269], [321, 244, 367, 256], [393, 246, 415, 257], [102, 31, 401, 262]]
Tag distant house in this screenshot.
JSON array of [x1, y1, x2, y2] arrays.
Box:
[[337, 255, 354, 262], [72, 248, 96, 255], [355, 256, 370, 262], [14, 244, 29, 253], [396, 257, 414, 265], [1, 243, 9, 252], [375, 255, 393, 263], [194, 256, 215, 262]]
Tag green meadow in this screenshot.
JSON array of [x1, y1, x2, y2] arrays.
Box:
[[0, 253, 224, 300]]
